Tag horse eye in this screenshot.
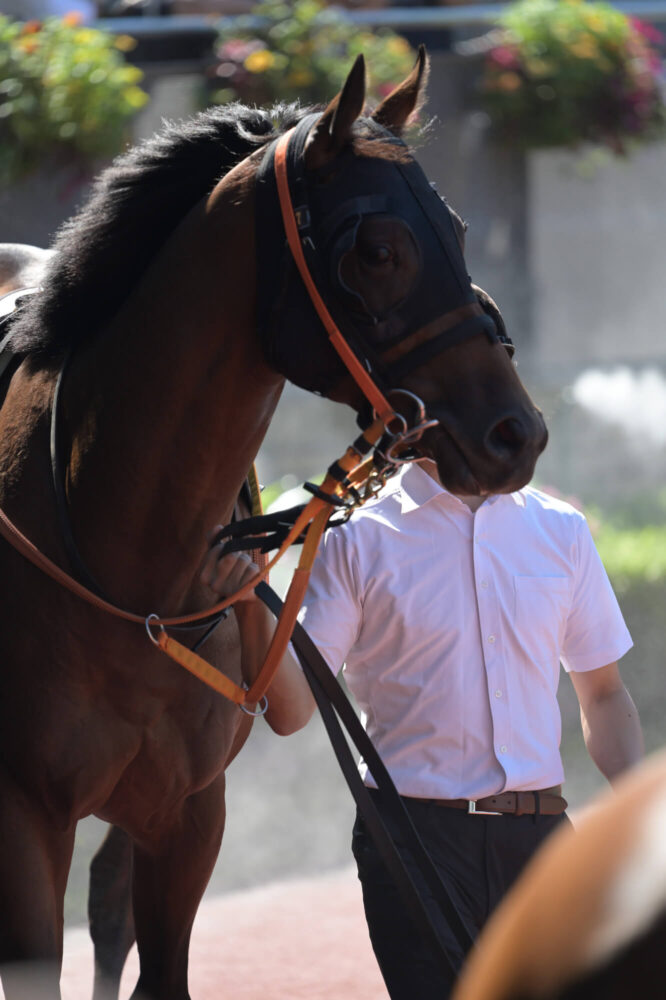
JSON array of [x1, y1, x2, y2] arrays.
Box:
[[360, 244, 394, 266]]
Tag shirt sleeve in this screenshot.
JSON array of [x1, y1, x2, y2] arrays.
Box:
[[560, 516, 633, 673], [297, 524, 363, 676]]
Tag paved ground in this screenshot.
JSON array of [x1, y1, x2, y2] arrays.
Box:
[[58, 867, 388, 1000]]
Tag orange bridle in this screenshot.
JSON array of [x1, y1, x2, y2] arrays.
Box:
[[273, 130, 398, 426]]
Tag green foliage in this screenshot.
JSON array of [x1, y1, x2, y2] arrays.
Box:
[[259, 480, 285, 511], [595, 521, 666, 591], [480, 0, 666, 153], [0, 14, 149, 186], [209, 0, 415, 108]]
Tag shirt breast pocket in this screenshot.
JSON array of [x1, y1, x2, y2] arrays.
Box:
[[513, 576, 571, 654]]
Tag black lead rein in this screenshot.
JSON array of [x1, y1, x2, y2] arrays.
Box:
[[255, 579, 474, 980]]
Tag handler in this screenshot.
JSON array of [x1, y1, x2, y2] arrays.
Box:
[[201, 460, 644, 999]]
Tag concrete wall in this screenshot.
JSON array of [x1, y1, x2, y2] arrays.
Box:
[[414, 51, 532, 353], [527, 142, 666, 382], [412, 51, 666, 378]]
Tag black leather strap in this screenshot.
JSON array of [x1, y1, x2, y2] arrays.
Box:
[[255, 580, 474, 978], [50, 347, 108, 599]]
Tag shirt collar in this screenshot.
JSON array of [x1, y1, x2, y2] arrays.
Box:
[[396, 464, 523, 514], [397, 463, 445, 514]]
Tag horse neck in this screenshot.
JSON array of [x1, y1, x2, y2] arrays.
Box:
[[64, 160, 284, 612]]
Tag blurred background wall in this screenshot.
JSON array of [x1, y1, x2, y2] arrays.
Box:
[[0, 0, 664, 929]]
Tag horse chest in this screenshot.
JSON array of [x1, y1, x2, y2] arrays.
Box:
[[102, 704, 233, 822], [91, 636, 244, 821], [1, 609, 244, 830]]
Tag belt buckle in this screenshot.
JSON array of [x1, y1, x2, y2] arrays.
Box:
[[467, 800, 502, 816]]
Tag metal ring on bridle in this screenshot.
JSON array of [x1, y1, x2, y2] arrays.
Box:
[[240, 682, 269, 717], [374, 389, 440, 466], [145, 612, 165, 647]]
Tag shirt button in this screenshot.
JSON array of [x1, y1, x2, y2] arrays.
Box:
[[481, 580, 489, 589], [500, 745, 508, 754], [488, 634, 496, 644], [495, 689, 503, 698]]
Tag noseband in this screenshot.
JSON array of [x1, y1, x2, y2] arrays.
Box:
[[257, 114, 513, 452]]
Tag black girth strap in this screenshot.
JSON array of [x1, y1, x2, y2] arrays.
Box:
[[255, 579, 474, 979], [50, 346, 108, 599]]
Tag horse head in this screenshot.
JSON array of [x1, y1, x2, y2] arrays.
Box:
[[256, 50, 547, 496]]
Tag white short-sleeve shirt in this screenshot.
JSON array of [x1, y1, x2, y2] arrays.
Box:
[[298, 464, 632, 800]]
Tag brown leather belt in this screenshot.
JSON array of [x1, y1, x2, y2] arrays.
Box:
[[407, 787, 567, 817]]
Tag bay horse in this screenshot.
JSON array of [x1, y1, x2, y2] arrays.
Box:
[[451, 749, 666, 1000], [0, 51, 547, 999]]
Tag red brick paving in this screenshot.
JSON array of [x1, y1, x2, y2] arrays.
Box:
[[59, 867, 389, 999]]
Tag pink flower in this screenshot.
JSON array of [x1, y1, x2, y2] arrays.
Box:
[[218, 38, 263, 62], [630, 18, 664, 45], [490, 45, 521, 69]]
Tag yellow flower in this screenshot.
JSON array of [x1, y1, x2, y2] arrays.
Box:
[[386, 37, 411, 56], [497, 72, 522, 91], [526, 58, 554, 76], [73, 29, 99, 45], [287, 70, 314, 86], [583, 12, 606, 32], [569, 37, 600, 59], [125, 85, 149, 109], [16, 36, 40, 53], [244, 50, 275, 73], [114, 34, 137, 52], [552, 25, 572, 44]]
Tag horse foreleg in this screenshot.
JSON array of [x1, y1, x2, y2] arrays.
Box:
[[0, 781, 75, 999], [129, 773, 227, 1000], [89, 825, 136, 1000]]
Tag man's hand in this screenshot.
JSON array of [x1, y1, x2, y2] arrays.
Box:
[[200, 524, 316, 736], [200, 525, 260, 604]]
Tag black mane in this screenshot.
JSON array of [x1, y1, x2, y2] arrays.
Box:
[[9, 102, 311, 358]]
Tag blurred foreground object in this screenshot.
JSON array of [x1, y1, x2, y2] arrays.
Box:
[[0, 14, 149, 186], [478, 0, 666, 154], [453, 748, 666, 1000], [208, 0, 414, 107]]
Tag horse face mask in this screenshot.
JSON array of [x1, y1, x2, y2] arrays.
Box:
[[256, 113, 507, 397]]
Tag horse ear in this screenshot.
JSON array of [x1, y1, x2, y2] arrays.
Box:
[[371, 45, 429, 136], [304, 54, 366, 169]]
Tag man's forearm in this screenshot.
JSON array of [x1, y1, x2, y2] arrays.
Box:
[[581, 686, 644, 784], [234, 601, 316, 736]]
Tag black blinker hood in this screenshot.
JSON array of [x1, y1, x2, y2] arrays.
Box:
[[255, 113, 499, 396]]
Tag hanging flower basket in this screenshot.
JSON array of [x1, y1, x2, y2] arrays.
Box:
[[208, 0, 415, 108], [479, 0, 666, 154], [0, 14, 149, 187]]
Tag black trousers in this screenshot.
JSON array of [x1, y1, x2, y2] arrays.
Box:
[[352, 794, 569, 1000]]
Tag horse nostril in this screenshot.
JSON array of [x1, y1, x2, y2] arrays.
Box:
[[486, 417, 528, 457]]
